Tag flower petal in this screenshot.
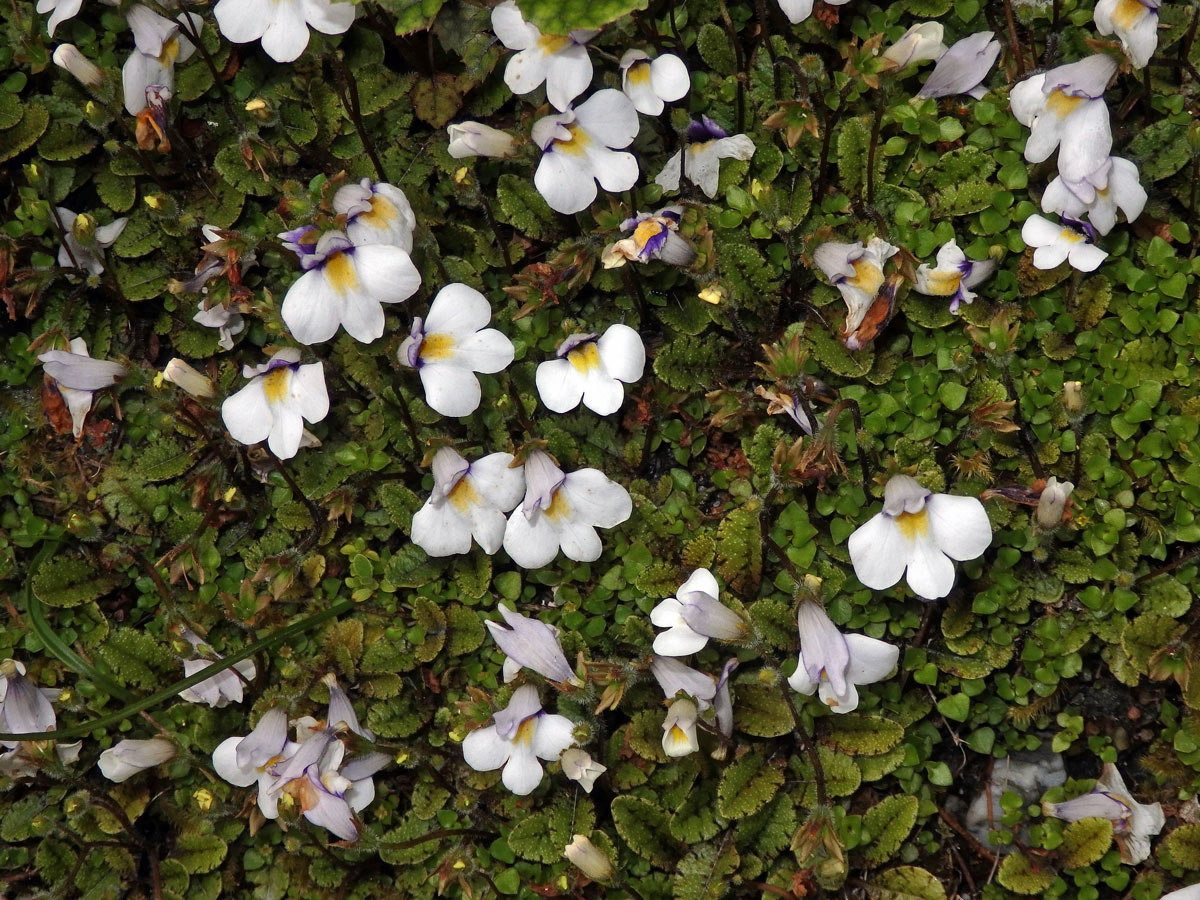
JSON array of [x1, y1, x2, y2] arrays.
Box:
[[847, 513, 908, 590], [925, 493, 991, 561]]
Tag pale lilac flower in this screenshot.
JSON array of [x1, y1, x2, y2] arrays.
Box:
[[1021, 214, 1108, 272], [0, 659, 81, 778], [1095, 0, 1161, 69], [917, 31, 1001, 99], [52, 44, 102, 88], [280, 230, 420, 345], [601, 207, 696, 269], [38, 337, 127, 439], [535, 325, 645, 416], [462, 684, 576, 796], [398, 283, 514, 417], [1043, 763, 1164, 864], [661, 697, 699, 757], [914, 239, 997, 313], [98, 738, 176, 783], [194, 301, 245, 351], [491, 0, 595, 111], [847, 474, 991, 600], [559, 747, 606, 792], [714, 659, 738, 739], [177, 628, 256, 707], [502, 450, 632, 569], [38, 0, 85, 36], [333, 179, 416, 253], [1010, 55, 1117, 183], [1035, 477, 1074, 530], [486, 606, 583, 687], [650, 568, 748, 656], [1041, 156, 1146, 236], [619, 49, 689, 116], [533, 90, 639, 215], [220, 348, 329, 460], [881, 22, 946, 69], [213, 0, 355, 64], [447, 121, 517, 159], [787, 601, 899, 713], [654, 116, 755, 199], [55, 208, 127, 276], [411, 447, 525, 557], [121, 10, 201, 115], [650, 656, 717, 707]]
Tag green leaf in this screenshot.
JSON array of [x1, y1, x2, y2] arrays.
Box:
[[1127, 119, 1193, 181], [716, 500, 762, 595], [820, 715, 905, 756], [378, 0, 448, 34], [508, 795, 595, 864], [734, 684, 793, 737], [112, 259, 170, 301], [862, 795, 919, 866], [610, 796, 676, 868], [495, 173, 558, 240], [938, 382, 967, 411], [1122, 613, 1185, 675], [454, 552, 492, 600], [696, 23, 736, 77], [0, 103, 49, 163], [32, 556, 124, 608], [446, 605, 485, 655], [1059, 817, 1113, 869], [669, 778, 721, 843], [997, 850, 1056, 895], [170, 833, 227, 875], [866, 866, 947, 900], [95, 170, 136, 213], [37, 122, 97, 161], [837, 116, 871, 199], [793, 746, 861, 806], [673, 841, 740, 900], [95, 628, 176, 690], [1163, 823, 1200, 869], [0, 91, 21, 129], [515, 0, 650, 34], [717, 751, 784, 819]]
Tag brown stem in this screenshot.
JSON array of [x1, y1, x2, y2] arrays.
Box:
[[865, 104, 883, 206], [331, 54, 386, 182], [266, 450, 324, 553], [1002, 369, 1045, 479], [717, 0, 746, 133], [1134, 544, 1200, 586], [1002, 0, 1026, 78], [781, 682, 827, 806]]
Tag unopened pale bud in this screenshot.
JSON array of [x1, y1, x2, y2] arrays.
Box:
[[53, 44, 102, 89], [1036, 477, 1074, 530], [560, 748, 606, 793], [1062, 381, 1085, 415], [162, 359, 215, 399], [564, 835, 614, 883], [97, 738, 176, 783], [447, 121, 517, 159]]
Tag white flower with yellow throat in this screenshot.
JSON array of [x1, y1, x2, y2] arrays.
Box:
[[1095, 0, 1161, 69], [847, 474, 991, 600], [333, 178, 416, 253], [462, 684, 576, 796], [279, 230, 420, 345], [411, 447, 525, 557], [220, 348, 329, 460], [535, 325, 645, 416]]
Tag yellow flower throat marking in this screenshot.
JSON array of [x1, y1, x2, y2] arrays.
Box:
[[324, 252, 359, 294], [261, 368, 290, 405], [567, 342, 601, 374], [895, 508, 930, 539]]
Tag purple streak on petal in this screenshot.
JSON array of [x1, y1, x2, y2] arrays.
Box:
[[687, 116, 728, 141], [555, 333, 598, 358]]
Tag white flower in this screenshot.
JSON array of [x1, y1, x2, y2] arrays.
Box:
[[600, 207, 696, 269], [462, 684, 575, 796], [502, 450, 632, 569], [917, 31, 1001, 99], [279, 230, 420, 345], [1041, 156, 1146, 236], [491, 0, 595, 111], [162, 359, 215, 400], [486, 606, 582, 687], [880, 22, 946, 69], [121, 11, 201, 115], [1009, 55, 1117, 184], [1036, 477, 1074, 530], [564, 834, 614, 882], [0, 659, 80, 778], [535, 325, 645, 416], [398, 283, 514, 417], [1021, 214, 1108, 272], [847, 474, 992, 601], [1095, 0, 1161, 69], [650, 568, 748, 656], [447, 121, 517, 159], [775, 0, 850, 25], [532, 90, 639, 215], [98, 738, 176, 783], [654, 116, 756, 199], [194, 301, 245, 351], [177, 629, 256, 707], [220, 348, 329, 460], [1042, 763, 1164, 864], [650, 656, 718, 708], [619, 49, 689, 116], [661, 697, 699, 757], [411, 447, 525, 557], [213, 0, 355, 64], [787, 601, 899, 713], [53, 44, 102, 88], [812, 237, 899, 349], [714, 659, 737, 739], [55, 208, 127, 276], [38, 337, 127, 439], [755, 386, 818, 434], [37, 0, 83, 36], [559, 747, 606, 793], [332, 178, 416, 254], [913, 239, 998, 313]]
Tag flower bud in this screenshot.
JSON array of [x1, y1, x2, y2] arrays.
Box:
[[564, 835, 614, 883], [447, 121, 517, 159], [53, 44, 103, 89], [162, 359, 215, 399], [98, 738, 176, 783], [1062, 381, 1085, 415], [1036, 477, 1074, 530], [559, 748, 606, 793]]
